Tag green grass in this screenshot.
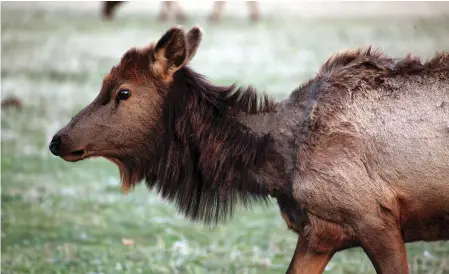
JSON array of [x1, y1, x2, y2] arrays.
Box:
[[2, 3, 449, 273]]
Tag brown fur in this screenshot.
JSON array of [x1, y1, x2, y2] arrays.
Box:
[[50, 26, 449, 273]]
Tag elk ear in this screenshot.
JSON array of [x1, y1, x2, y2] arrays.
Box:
[[184, 26, 203, 65], [153, 26, 188, 79]]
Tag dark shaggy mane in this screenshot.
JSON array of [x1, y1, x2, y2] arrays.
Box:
[[142, 67, 279, 224]]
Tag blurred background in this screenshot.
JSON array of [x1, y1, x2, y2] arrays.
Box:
[[2, 1, 449, 273]]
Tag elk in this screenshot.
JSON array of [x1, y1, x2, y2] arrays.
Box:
[[102, 1, 187, 22], [101, 1, 260, 22], [49, 26, 449, 273]]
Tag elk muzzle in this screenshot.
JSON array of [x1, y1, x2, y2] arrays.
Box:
[[49, 133, 87, 162]]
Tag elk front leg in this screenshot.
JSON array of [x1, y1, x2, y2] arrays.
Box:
[[172, 1, 187, 22], [210, 1, 225, 22], [247, 1, 260, 22], [158, 1, 172, 21], [358, 221, 409, 274], [286, 235, 334, 274], [102, 1, 123, 20]]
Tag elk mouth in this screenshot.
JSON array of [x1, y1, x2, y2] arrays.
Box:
[[61, 149, 88, 162], [61, 148, 136, 193]]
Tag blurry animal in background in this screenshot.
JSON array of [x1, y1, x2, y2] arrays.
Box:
[[102, 1, 187, 22], [158, 1, 187, 22], [1, 97, 23, 109], [210, 1, 260, 22], [101, 1, 259, 22], [102, 1, 123, 20], [49, 26, 449, 274]]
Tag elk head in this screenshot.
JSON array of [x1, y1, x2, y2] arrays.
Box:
[[49, 26, 203, 192]]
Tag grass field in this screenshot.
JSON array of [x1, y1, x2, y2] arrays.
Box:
[[2, 2, 449, 274]]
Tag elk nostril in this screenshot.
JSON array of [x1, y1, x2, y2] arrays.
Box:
[[49, 136, 61, 156]]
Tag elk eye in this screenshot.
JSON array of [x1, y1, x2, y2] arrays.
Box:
[[117, 89, 131, 101]]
